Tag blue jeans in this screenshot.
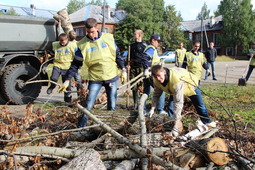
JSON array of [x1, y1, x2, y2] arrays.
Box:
[[167, 88, 211, 124], [77, 81, 117, 127], [73, 72, 82, 91], [205, 61, 216, 79], [245, 65, 254, 81]]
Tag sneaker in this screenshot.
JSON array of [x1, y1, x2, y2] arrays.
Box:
[[47, 87, 53, 95], [159, 110, 168, 115], [213, 78, 217, 80], [206, 121, 217, 128]]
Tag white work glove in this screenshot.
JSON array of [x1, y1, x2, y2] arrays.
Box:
[[144, 69, 151, 78], [120, 69, 127, 84], [148, 108, 155, 118], [58, 80, 70, 93]]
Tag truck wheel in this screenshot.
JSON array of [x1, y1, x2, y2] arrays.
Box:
[[0, 65, 13, 104], [1, 64, 42, 104]]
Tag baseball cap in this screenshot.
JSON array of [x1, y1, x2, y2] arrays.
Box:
[[150, 34, 164, 42]]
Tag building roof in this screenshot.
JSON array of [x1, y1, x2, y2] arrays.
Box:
[[0, 4, 56, 19], [69, 4, 125, 24], [180, 15, 223, 32]]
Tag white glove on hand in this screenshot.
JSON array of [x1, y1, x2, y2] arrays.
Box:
[[148, 108, 155, 118], [120, 69, 127, 84], [144, 69, 151, 78], [58, 80, 70, 93]]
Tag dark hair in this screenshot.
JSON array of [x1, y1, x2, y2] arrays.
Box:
[[151, 65, 164, 76], [85, 18, 97, 28], [193, 41, 200, 45], [58, 33, 67, 40]]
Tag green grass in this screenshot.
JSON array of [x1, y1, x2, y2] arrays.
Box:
[[201, 84, 255, 132], [216, 55, 236, 61]]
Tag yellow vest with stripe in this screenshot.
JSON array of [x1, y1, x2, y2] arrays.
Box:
[[52, 41, 76, 70], [144, 45, 160, 66], [176, 48, 187, 63], [153, 68, 198, 97], [185, 51, 206, 80], [78, 33, 118, 81], [248, 49, 255, 66]]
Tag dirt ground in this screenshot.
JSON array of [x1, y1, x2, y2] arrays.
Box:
[[1, 60, 255, 115]]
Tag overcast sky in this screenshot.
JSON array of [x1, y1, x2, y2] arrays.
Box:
[[0, 0, 255, 21]]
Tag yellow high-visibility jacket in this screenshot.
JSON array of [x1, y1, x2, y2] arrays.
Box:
[[52, 41, 77, 70]]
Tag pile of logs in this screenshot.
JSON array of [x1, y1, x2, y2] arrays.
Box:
[[0, 103, 254, 169]]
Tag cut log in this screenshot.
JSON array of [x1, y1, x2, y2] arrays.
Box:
[[114, 159, 137, 170], [59, 149, 106, 170], [186, 137, 230, 166]]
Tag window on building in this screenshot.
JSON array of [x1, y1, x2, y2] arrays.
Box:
[[75, 27, 84, 37], [213, 33, 220, 45], [195, 34, 201, 41], [103, 27, 109, 33]]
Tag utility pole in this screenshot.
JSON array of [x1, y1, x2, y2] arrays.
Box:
[[200, 7, 204, 52], [101, 0, 106, 32]]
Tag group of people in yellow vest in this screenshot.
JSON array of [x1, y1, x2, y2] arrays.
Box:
[[50, 17, 217, 136]]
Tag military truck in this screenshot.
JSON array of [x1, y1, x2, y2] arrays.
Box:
[[0, 15, 57, 104]]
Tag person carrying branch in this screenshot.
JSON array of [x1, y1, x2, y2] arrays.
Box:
[[151, 65, 216, 137], [58, 18, 126, 127], [46, 33, 77, 103]]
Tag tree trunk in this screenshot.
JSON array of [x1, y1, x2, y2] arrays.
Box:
[[114, 159, 137, 170], [185, 137, 230, 166], [59, 149, 106, 170]]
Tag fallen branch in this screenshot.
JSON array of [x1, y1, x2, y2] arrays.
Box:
[[76, 103, 185, 169], [0, 125, 99, 143], [138, 93, 148, 169], [14, 146, 177, 160]]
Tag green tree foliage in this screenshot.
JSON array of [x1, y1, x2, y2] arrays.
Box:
[[196, 2, 210, 20], [67, 0, 86, 14], [115, 0, 167, 50], [161, 5, 187, 51], [88, 0, 103, 6], [6, 8, 19, 16], [216, 0, 255, 55]]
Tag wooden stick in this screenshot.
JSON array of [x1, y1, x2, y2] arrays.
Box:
[[76, 103, 185, 169], [117, 72, 143, 90]]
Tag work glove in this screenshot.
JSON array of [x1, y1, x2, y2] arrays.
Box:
[[58, 80, 70, 93], [148, 108, 155, 118], [144, 69, 151, 78], [120, 69, 127, 84]]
